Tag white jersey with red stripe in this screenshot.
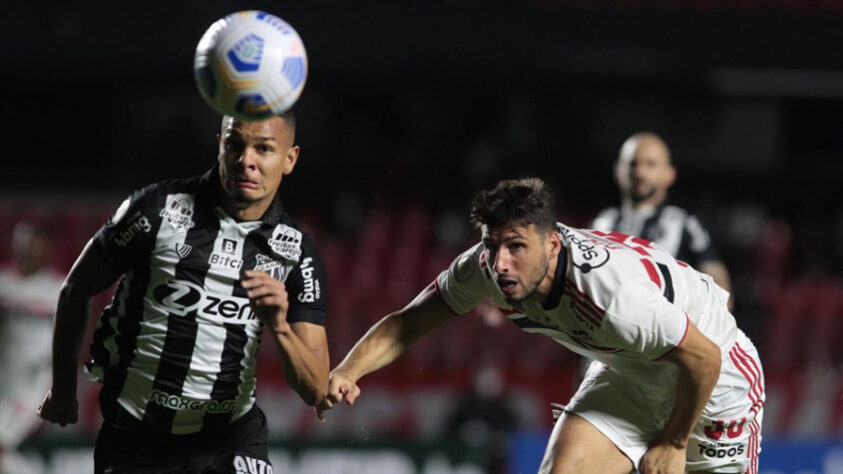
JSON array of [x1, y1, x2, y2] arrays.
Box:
[[436, 223, 738, 400]]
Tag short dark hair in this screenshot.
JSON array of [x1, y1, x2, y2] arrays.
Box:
[[470, 178, 556, 233], [277, 109, 296, 133]]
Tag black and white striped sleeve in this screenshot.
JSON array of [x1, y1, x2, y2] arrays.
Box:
[[283, 235, 327, 325], [92, 184, 161, 274]]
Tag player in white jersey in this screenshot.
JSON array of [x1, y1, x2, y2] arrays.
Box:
[[0, 222, 64, 471], [318, 178, 763, 473]]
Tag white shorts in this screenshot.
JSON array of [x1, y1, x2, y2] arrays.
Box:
[[561, 330, 764, 473]]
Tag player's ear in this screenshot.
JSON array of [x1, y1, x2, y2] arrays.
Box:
[[665, 164, 677, 187], [283, 145, 301, 175], [547, 229, 561, 259]]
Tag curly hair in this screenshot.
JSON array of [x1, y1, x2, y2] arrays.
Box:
[[469, 178, 556, 233]]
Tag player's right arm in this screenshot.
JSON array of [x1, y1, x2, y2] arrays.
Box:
[[323, 283, 456, 408], [318, 244, 491, 417], [37, 238, 122, 426], [39, 188, 156, 426]]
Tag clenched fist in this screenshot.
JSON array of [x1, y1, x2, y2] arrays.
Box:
[[242, 270, 289, 331]]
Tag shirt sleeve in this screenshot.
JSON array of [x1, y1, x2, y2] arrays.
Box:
[[435, 243, 494, 315], [599, 280, 690, 360], [283, 235, 327, 325], [91, 184, 159, 274], [682, 214, 720, 266]]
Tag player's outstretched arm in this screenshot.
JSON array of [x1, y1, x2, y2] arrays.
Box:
[[38, 239, 121, 426], [641, 320, 721, 474], [243, 270, 330, 406], [317, 282, 456, 417]]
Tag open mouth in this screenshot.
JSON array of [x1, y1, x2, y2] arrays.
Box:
[[498, 279, 517, 290]]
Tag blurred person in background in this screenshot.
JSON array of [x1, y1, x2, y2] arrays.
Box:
[[320, 178, 763, 474], [0, 222, 65, 473], [592, 132, 732, 309], [445, 364, 517, 474], [37, 112, 330, 474]]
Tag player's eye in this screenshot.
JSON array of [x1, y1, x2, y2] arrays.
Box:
[[224, 140, 244, 152], [256, 144, 273, 154]]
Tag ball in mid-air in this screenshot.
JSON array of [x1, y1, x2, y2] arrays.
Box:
[[194, 11, 307, 121]]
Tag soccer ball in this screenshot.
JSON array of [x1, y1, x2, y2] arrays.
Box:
[[193, 11, 308, 121]]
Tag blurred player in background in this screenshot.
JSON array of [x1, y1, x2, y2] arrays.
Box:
[[320, 178, 763, 474], [592, 132, 732, 309], [37, 112, 330, 474], [0, 222, 64, 473]]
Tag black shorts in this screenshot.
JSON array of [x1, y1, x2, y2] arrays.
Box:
[[94, 406, 272, 474]]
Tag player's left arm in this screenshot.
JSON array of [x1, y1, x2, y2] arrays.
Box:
[[243, 269, 329, 406], [641, 320, 721, 474]]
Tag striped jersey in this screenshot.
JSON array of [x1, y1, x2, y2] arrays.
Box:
[[591, 202, 719, 267], [87, 167, 327, 434], [436, 223, 737, 400]]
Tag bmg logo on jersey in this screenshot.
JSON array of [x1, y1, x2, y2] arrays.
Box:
[[112, 212, 151, 248], [152, 280, 256, 322], [297, 257, 320, 303]]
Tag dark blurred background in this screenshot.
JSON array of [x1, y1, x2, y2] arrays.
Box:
[[2, 1, 843, 473]]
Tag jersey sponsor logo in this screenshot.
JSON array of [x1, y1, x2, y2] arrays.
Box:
[[268, 224, 302, 261], [297, 257, 320, 303], [209, 252, 243, 270], [159, 198, 196, 230], [149, 389, 235, 413], [151, 280, 256, 321], [254, 253, 286, 280], [222, 238, 238, 255], [112, 212, 152, 248], [233, 455, 273, 474], [560, 227, 610, 273], [105, 196, 132, 228], [175, 242, 193, 258], [696, 440, 745, 459]]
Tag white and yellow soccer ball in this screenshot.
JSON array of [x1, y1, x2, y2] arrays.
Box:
[[194, 11, 307, 121]]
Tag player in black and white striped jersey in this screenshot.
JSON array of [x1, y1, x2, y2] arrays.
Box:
[[37, 112, 329, 474], [592, 132, 732, 309]]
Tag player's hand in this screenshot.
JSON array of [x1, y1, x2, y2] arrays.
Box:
[[640, 442, 685, 474], [315, 371, 361, 421], [36, 389, 79, 427], [242, 270, 289, 330]]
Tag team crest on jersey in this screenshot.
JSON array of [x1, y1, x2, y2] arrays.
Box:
[[254, 253, 286, 280], [159, 197, 196, 230], [267, 224, 302, 261]]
